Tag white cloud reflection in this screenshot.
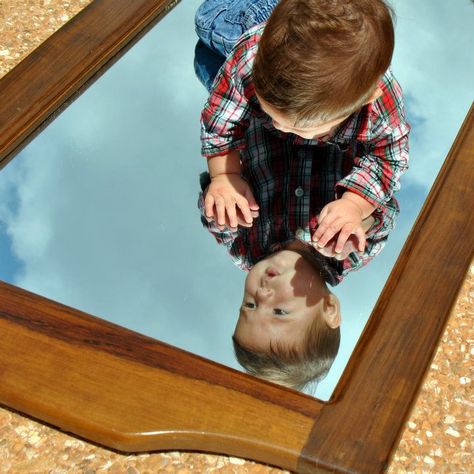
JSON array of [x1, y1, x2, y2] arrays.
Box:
[[0, 0, 473, 400]]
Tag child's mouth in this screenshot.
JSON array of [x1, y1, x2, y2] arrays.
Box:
[[266, 267, 280, 277]]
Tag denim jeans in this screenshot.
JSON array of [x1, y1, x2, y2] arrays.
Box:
[[194, 0, 279, 90]]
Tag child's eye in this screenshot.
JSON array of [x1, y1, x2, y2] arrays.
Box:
[[244, 302, 256, 309], [273, 308, 289, 316]]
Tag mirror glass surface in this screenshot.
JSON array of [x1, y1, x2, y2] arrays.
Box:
[[0, 0, 473, 400]]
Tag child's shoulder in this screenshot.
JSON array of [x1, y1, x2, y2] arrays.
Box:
[[370, 69, 409, 133], [372, 69, 405, 117], [227, 22, 265, 66], [222, 23, 265, 87], [235, 22, 266, 51]]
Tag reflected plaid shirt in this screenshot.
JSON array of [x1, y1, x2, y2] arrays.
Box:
[[199, 24, 410, 284]]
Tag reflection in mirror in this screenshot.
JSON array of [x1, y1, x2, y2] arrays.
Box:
[[194, 0, 407, 393], [0, 0, 472, 400]]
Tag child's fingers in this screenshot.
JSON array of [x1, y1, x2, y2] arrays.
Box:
[[318, 206, 329, 224], [354, 227, 367, 252], [204, 194, 215, 219], [315, 227, 339, 248], [236, 214, 252, 228], [225, 198, 238, 229], [245, 188, 260, 212], [236, 196, 253, 224], [313, 243, 335, 258], [314, 217, 342, 248], [214, 196, 226, 226], [313, 210, 332, 242], [212, 207, 252, 230], [334, 223, 354, 254]]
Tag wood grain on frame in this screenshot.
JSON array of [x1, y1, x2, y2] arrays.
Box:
[[299, 104, 474, 473], [0, 0, 179, 168], [0, 0, 472, 472]]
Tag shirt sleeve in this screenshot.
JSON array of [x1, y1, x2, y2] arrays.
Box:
[[335, 70, 410, 210], [200, 40, 254, 158]]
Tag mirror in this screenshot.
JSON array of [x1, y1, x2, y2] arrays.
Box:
[[0, 0, 473, 402], [0, 1, 472, 472]]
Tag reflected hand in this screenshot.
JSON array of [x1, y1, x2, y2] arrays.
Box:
[[312, 233, 361, 260], [312, 198, 366, 254], [204, 174, 259, 231], [204, 207, 259, 231]]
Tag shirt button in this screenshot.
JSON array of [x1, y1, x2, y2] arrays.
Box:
[[295, 187, 304, 197], [296, 228, 305, 239]]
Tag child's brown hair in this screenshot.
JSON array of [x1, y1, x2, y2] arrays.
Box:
[[232, 312, 340, 391], [252, 0, 395, 124]]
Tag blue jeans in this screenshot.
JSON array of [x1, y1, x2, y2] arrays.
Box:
[[194, 0, 279, 90]]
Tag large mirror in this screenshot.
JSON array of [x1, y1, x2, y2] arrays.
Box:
[[0, 0, 472, 471], [0, 0, 473, 401]]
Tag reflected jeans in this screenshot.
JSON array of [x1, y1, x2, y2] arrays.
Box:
[[194, 0, 279, 90]]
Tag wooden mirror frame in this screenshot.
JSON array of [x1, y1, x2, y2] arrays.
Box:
[[0, 1, 472, 472]]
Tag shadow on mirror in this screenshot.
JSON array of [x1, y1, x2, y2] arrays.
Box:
[[0, 0, 473, 401]]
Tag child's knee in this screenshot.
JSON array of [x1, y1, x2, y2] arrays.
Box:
[[195, 1, 229, 52], [195, 1, 226, 37], [245, 0, 280, 25], [194, 0, 251, 57]]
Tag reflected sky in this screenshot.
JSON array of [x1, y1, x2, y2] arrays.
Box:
[[0, 0, 473, 400]]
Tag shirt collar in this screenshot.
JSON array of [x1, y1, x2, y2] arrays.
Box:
[[286, 105, 371, 148]]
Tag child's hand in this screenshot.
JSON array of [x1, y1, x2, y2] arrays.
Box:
[[204, 207, 258, 231], [312, 198, 366, 254], [204, 174, 259, 230], [312, 234, 361, 260]]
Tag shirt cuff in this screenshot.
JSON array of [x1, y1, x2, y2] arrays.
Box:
[[201, 141, 246, 159], [335, 180, 387, 211]]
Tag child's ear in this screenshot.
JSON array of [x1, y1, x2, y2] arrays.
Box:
[[365, 87, 383, 104], [322, 293, 341, 329]]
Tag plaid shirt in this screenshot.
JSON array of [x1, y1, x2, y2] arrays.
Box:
[[199, 24, 409, 284]]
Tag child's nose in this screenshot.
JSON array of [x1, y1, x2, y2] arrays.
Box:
[[260, 274, 274, 288], [256, 286, 273, 301]]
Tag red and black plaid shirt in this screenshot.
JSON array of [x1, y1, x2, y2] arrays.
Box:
[[199, 24, 409, 284]]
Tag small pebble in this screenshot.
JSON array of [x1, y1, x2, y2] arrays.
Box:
[[423, 456, 435, 466], [445, 427, 461, 438]]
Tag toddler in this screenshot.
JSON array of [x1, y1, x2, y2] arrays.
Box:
[[196, 0, 409, 390]]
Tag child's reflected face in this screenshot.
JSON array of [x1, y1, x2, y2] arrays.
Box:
[[234, 249, 328, 353], [256, 94, 349, 140]]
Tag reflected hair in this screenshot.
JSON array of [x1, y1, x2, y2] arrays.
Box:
[[232, 312, 340, 392], [252, 0, 395, 124]]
